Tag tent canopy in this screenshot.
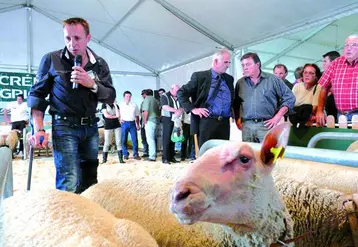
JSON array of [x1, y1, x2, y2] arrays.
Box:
[[1, 0, 358, 77]]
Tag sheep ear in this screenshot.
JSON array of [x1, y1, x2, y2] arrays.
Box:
[[260, 123, 291, 166]]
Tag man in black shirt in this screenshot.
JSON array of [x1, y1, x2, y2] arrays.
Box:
[[27, 17, 116, 193]]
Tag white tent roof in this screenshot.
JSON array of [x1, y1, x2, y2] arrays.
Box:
[[1, 0, 358, 77]]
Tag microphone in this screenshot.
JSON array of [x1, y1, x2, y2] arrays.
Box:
[[72, 55, 82, 89]]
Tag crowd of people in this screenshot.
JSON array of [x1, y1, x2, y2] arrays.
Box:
[[2, 16, 356, 195]]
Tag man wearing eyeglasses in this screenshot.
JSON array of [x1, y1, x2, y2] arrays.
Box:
[[316, 34, 358, 125]]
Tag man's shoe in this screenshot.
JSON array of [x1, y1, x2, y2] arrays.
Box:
[[180, 157, 186, 161], [124, 155, 129, 160], [162, 160, 171, 164], [145, 157, 156, 162], [142, 154, 149, 158], [133, 156, 141, 160], [170, 158, 180, 163]]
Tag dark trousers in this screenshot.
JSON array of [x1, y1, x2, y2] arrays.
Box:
[[181, 123, 194, 159], [198, 118, 230, 148], [140, 127, 148, 154], [325, 94, 338, 121], [11, 120, 26, 152], [162, 116, 175, 161]]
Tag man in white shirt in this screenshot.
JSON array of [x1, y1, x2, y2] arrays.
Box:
[[4, 94, 28, 155], [119, 91, 141, 160]]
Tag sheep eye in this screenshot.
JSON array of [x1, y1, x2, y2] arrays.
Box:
[[239, 155, 250, 164]]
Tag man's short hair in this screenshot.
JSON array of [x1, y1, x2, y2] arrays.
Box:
[[294, 66, 303, 79], [62, 17, 90, 35], [17, 94, 24, 100], [322, 51, 340, 62], [240, 52, 261, 68], [146, 89, 154, 96], [273, 64, 288, 74], [123, 91, 132, 97], [158, 88, 165, 93]]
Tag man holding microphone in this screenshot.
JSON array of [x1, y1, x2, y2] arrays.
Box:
[[27, 17, 116, 193]]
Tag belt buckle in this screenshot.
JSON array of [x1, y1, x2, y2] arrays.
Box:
[[218, 116, 223, 121], [80, 117, 89, 125], [254, 119, 258, 123]]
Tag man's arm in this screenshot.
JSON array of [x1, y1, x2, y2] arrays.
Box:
[[27, 53, 52, 148], [3, 108, 10, 124], [177, 72, 209, 118], [93, 59, 116, 104], [143, 111, 149, 125], [177, 72, 199, 113], [316, 87, 329, 126], [265, 78, 295, 129], [30, 108, 48, 148]]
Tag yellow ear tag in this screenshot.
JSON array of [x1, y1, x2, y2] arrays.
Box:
[[270, 146, 284, 163]]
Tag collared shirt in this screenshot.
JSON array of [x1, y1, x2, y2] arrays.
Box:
[[206, 69, 231, 117], [6, 102, 28, 122], [142, 95, 160, 123], [27, 47, 116, 117], [236, 71, 295, 120], [318, 56, 358, 112], [292, 82, 321, 107], [119, 101, 139, 121], [160, 92, 179, 117]]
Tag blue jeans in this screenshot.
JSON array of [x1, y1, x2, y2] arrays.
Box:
[[121, 121, 139, 157], [52, 119, 99, 193], [338, 113, 358, 122], [145, 121, 158, 160]]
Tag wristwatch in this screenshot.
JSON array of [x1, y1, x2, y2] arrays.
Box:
[[91, 82, 98, 93]]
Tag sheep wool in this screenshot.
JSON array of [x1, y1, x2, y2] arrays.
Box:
[[82, 176, 293, 247], [275, 177, 354, 247], [5, 130, 18, 151], [347, 141, 358, 152], [273, 158, 358, 194], [0, 189, 158, 247]]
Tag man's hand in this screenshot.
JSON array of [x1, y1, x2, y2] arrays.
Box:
[[264, 116, 281, 129], [315, 110, 327, 127], [71, 66, 95, 88], [191, 108, 209, 118], [29, 131, 48, 149], [235, 118, 242, 130], [174, 108, 183, 118]]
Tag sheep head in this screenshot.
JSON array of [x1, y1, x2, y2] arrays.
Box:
[[170, 123, 290, 231]]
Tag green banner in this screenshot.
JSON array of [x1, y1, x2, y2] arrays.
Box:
[[0, 71, 35, 102], [0, 72, 35, 114]]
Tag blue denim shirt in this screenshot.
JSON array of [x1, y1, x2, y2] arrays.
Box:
[[27, 47, 116, 117], [236, 71, 295, 120], [206, 69, 232, 117]]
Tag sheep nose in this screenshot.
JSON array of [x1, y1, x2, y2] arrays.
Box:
[[173, 187, 191, 202]]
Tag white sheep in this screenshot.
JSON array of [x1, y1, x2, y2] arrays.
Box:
[[0, 130, 19, 151], [82, 123, 295, 247], [275, 177, 355, 247], [272, 158, 358, 194], [347, 140, 358, 152], [0, 189, 158, 247]]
